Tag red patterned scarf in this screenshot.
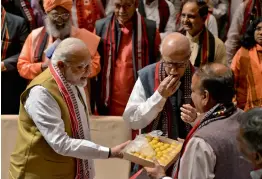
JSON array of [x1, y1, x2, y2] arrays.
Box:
[[75, 0, 105, 32], [49, 64, 90, 179], [20, 0, 36, 30], [142, 61, 194, 138], [174, 103, 236, 178], [101, 12, 149, 107], [241, 0, 262, 35], [194, 27, 215, 67]]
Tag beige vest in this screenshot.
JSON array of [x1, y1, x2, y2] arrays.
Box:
[[9, 68, 76, 179]]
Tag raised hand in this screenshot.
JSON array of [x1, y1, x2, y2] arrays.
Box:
[[180, 104, 197, 124], [158, 75, 181, 98]]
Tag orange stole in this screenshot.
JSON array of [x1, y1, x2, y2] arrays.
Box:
[[109, 23, 135, 116], [232, 45, 262, 111]]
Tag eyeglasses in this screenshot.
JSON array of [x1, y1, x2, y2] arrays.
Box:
[[162, 60, 188, 69], [49, 13, 70, 20]]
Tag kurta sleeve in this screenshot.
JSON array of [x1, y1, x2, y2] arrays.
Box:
[[231, 49, 247, 110], [17, 32, 43, 80], [225, 3, 244, 64], [123, 77, 167, 130], [178, 137, 216, 179]]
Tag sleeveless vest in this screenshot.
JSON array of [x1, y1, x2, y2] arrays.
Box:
[[9, 69, 76, 179]]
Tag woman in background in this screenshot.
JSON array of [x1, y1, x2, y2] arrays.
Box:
[[231, 17, 262, 111]]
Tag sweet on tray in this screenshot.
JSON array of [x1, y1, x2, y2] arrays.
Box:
[[123, 132, 182, 170]]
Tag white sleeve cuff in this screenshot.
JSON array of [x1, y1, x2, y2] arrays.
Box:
[[98, 146, 110, 159]]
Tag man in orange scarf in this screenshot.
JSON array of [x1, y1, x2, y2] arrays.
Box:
[[17, 0, 101, 81]]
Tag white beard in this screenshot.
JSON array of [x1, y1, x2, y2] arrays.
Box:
[[45, 17, 71, 39]]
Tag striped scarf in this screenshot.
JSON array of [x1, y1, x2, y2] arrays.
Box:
[[49, 64, 90, 179], [174, 102, 236, 178], [20, 0, 36, 30], [143, 61, 194, 138], [241, 0, 262, 35], [1, 8, 9, 60], [194, 28, 215, 67], [101, 12, 149, 107]]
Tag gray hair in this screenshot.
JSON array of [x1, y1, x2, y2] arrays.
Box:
[[51, 37, 90, 65], [240, 107, 262, 154]]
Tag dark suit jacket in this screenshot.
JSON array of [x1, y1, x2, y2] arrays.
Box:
[[1, 10, 29, 114]]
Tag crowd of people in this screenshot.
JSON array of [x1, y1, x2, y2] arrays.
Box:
[[1, 0, 262, 178]]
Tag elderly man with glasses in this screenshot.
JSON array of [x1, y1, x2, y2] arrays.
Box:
[[17, 0, 101, 81], [123, 32, 197, 141]]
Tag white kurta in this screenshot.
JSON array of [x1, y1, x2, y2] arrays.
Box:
[[123, 77, 167, 130], [25, 85, 109, 178], [142, 0, 176, 40]]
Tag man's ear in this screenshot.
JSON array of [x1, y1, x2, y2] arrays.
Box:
[[202, 89, 209, 106]]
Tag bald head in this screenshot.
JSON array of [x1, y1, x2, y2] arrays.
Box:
[[160, 32, 191, 62], [51, 37, 91, 65]]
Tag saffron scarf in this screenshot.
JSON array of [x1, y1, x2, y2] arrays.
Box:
[[101, 12, 149, 107], [49, 64, 90, 179], [241, 0, 262, 35], [138, 0, 170, 33], [174, 102, 236, 178], [142, 61, 194, 138], [1, 8, 9, 60]]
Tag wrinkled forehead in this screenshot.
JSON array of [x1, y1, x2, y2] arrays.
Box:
[[161, 46, 191, 63]]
